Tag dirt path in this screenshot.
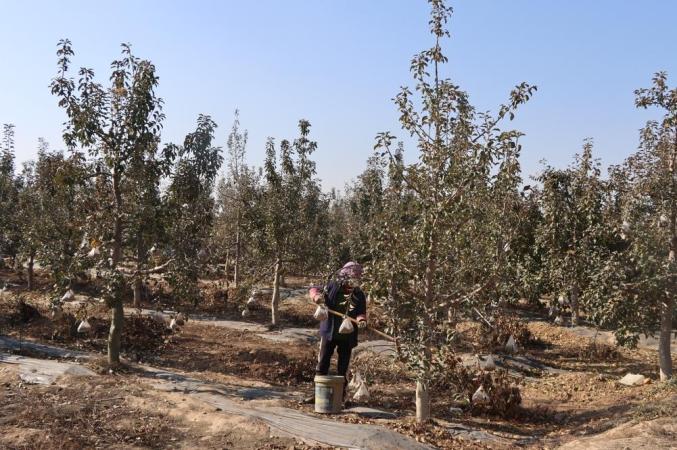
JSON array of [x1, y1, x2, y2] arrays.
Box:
[[0, 336, 431, 450], [0, 352, 95, 384], [149, 371, 432, 450]]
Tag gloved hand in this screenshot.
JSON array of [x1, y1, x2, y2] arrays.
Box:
[[357, 319, 367, 330]]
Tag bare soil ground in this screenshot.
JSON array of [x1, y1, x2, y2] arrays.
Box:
[[0, 364, 319, 450], [1, 267, 676, 449], [298, 322, 676, 449]]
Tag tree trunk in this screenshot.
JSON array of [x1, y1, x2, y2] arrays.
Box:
[[388, 276, 404, 359], [109, 169, 124, 366], [108, 301, 124, 366], [223, 249, 230, 289], [659, 193, 675, 380], [571, 284, 580, 327], [271, 259, 281, 326], [415, 380, 430, 423], [27, 253, 34, 291], [133, 233, 147, 308], [133, 278, 143, 308], [423, 221, 438, 315], [660, 140, 676, 381], [416, 224, 436, 423], [658, 296, 674, 381], [112, 173, 123, 266], [234, 214, 241, 289]]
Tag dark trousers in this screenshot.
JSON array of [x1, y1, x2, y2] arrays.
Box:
[[316, 337, 352, 396]]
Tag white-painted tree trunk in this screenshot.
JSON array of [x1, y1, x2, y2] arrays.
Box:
[[271, 259, 281, 326], [415, 380, 430, 423], [109, 169, 124, 366], [660, 142, 675, 381], [108, 302, 124, 365], [658, 296, 674, 381]]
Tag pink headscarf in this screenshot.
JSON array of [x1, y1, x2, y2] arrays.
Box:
[[338, 261, 363, 280]]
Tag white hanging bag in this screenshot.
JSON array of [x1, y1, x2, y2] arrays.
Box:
[[77, 319, 91, 333], [472, 385, 490, 404], [175, 312, 186, 325], [338, 316, 354, 334], [353, 380, 370, 402], [51, 305, 64, 321], [313, 305, 328, 321], [348, 371, 363, 391], [481, 355, 496, 371], [61, 289, 75, 302]]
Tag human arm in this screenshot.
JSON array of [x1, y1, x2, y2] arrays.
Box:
[[353, 290, 367, 328], [309, 285, 327, 305]]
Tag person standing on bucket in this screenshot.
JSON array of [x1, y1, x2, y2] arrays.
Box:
[[309, 261, 367, 400]]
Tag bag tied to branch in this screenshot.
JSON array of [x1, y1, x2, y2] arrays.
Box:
[[472, 385, 490, 404], [505, 335, 519, 354], [348, 371, 363, 392], [77, 319, 91, 333], [313, 305, 328, 321], [353, 379, 370, 402], [339, 316, 354, 334]]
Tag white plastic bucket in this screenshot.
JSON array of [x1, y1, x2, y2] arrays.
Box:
[[314, 375, 344, 413]]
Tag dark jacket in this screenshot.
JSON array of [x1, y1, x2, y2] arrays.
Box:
[[314, 281, 366, 349]]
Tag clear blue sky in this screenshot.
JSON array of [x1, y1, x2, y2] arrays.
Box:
[[1, 1, 676, 189]]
